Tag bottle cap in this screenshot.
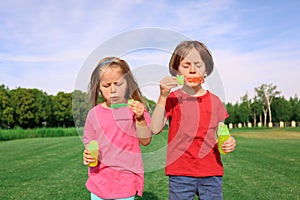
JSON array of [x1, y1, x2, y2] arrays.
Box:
[[88, 140, 98, 151], [218, 122, 230, 136]]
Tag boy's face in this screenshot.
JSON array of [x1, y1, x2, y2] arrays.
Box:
[[99, 68, 127, 105], [178, 48, 206, 86]]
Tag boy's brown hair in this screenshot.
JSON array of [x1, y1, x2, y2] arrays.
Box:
[[169, 41, 214, 76]]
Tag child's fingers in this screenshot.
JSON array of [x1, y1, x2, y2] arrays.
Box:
[[222, 136, 236, 152], [160, 77, 178, 89], [160, 77, 178, 97], [222, 145, 235, 153], [83, 157, 96, 165], [129, 101, 145, 117], [83, 149, 96, 165], [83, 160, 89, 166]]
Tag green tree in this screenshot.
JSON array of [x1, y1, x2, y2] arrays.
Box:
[[142, 96, 156, 116], [52, 92, 74, 127], [72, 90, 90, 128], [31, 89, 52, 127], [255, 83, 281, 126], [10, 88, 36, 128], [251, 96, 263, 127], [239, 92, 252, 125], [272, 96, 292, 122], [225, 102, 237, 125], [289, 95, 300, 121], [0, 84, 14, 128]]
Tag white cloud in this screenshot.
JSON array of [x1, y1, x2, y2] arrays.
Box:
[[214, 47, 300, 102]]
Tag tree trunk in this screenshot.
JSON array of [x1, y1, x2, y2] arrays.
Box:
[[263, 109, 267, 127], [268, 105, 272, 123], [260, 114, 262, 124]]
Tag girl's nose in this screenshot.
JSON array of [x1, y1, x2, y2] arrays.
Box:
[[110, 84, 116, 93]]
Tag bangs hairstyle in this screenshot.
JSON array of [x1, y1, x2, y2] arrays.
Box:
[[88, 57, 143, 107], [169, 41, 214, 76]]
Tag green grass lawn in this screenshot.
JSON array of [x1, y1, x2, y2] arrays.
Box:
[[0, 129, 299, 199]]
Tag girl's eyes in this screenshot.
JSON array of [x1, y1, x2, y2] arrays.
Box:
[[115, 82, 123, 86], [102, 82, 123, 88]]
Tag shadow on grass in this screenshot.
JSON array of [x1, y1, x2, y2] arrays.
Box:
[[136, 191, 159, 200]]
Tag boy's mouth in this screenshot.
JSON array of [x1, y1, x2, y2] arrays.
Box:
[[186, 76, 204, 84]]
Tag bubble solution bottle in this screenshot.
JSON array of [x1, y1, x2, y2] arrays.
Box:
[[217, 122, 230, 155], [88, 140, 99, 167]]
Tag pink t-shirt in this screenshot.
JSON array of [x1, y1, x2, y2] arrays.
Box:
[[165, 90, 228, 177], [83, 104, 150, 199]]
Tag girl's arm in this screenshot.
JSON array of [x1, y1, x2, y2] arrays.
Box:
[[83, 111, 97, 165], [150, 76, 178, 134], [83, 145, 96, 166], [135, 116, 152, 146], [129, 101, 152, 146]]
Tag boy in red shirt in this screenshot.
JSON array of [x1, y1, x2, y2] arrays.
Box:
[[151, 41, 236, 199]]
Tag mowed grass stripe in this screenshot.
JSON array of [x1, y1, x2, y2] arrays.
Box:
[[0, 137, 89, 199], [223, 134, 299, 200], [0, 130, 299, 199]]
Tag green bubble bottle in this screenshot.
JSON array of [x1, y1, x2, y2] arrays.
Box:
[[217, 122, 230, 155], [88, 140, 98, 167]]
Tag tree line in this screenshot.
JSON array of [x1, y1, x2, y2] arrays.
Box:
[[0, 84, 156, 129], [0, 83, 299, 129], [225, 83, 300, 127]]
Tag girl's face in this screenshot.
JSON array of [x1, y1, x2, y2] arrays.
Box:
[[99, 68, 127, 106], [178, 48, 206, 87]]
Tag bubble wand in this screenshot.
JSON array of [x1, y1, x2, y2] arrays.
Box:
[[110, 99, 135, 109], [176, 75, 205, 85]]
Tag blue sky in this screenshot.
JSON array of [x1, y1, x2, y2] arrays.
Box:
[[1, 0, 299, 103]]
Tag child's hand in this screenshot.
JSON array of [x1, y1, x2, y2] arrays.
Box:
[[128, 100, 145, 120], [222, 135, 236, 153], [160, 76, 178, 97], [83, 148, 96, 166]]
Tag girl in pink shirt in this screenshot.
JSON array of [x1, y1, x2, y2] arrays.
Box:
[[83, 57, 152, 200]]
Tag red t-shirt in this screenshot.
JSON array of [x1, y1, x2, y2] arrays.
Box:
[[165, 90, 228, 177]]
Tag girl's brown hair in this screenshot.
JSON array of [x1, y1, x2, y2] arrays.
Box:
[[169, 41, 214, 76], [88, 57, 143, 107]]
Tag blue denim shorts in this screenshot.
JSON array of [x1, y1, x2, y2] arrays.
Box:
[[91, 193, 135, 200], [168, 176, 223, 200]]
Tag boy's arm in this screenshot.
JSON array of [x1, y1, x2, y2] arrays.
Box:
[[150, 96, 168, 134], [151, 76, 178, 134]]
